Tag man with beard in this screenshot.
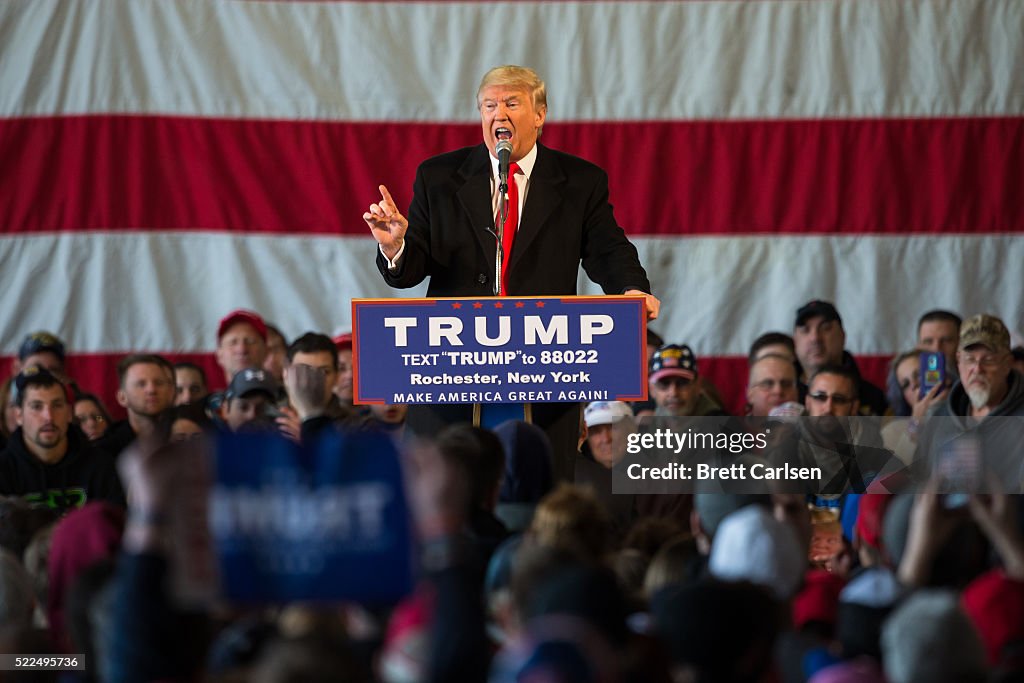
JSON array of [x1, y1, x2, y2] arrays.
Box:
[[0, 368, 124, 511], [915, 314, 1024, 488], [649, 345, 727, 418], [96, 354, 176, 458], [762, 366, 894, 497]]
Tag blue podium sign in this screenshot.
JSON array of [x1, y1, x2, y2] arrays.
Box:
[[352, 296, 648, 405]]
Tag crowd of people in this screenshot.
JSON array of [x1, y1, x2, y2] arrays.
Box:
[[0, 299, 1022, 682]]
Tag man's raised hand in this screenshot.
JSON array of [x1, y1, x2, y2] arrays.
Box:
[[364, 184, 408, 260]]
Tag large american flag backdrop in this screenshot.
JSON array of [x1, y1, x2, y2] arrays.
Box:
[[1, 0, 1022, 415]]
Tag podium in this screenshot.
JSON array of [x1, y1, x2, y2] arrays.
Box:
[[351, 295, 648, 479]]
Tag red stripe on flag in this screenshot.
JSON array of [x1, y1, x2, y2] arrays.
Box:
[[2, 116, 1020, 236]]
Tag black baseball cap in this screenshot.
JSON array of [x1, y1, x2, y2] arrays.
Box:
[[225, 367, 278, 400], [18, 331, 66, 362], [649, 344, 698, 383], [795, 300, 842, 328]]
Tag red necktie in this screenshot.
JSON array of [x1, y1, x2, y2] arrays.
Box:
[[500, 162, 521, 295]]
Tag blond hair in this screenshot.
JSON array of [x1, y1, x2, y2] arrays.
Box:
[[477, 65, 547, 112], [528, 484, 609, 560]]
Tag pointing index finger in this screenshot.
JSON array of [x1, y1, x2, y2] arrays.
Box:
[[379, 185, 397, 212]]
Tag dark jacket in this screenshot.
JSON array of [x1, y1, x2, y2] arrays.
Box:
[[94, 419, 136, 460], [0, 426, 125, 512], [915, 369, 1024, 488], [377, 142, 651, 297]]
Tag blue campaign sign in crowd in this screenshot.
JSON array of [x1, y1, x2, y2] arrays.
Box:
[[210, 429, 414, 603]]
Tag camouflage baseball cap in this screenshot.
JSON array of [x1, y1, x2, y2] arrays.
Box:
[[959, 314, 1010, 353]]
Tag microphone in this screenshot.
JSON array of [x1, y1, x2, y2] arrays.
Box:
[[496, 140, 513, 187]]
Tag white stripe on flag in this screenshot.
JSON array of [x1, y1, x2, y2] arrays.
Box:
[[2, 232, 1021, 356], [2, 0, 1022, 120]]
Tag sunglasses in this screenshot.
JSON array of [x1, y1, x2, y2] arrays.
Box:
[[807, 392, 854, 406]]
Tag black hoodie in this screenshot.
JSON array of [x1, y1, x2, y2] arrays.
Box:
[[0, 425, 126, 512]]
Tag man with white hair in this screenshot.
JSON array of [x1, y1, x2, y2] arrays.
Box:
[[575, 401, 636, 532], [364, 64, 658, 483], [915, 314, 1024, 487]]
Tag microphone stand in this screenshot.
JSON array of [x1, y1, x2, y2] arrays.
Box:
[[493, 174, 509, 296]]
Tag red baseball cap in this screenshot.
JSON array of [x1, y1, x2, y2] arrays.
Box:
[[217, 309, 268, 342], [333, 332, 353, 351]]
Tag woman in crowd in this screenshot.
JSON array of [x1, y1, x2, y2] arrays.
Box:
[[73, 393, 113, 442]]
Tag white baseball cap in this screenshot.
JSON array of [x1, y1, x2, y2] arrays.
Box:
[[583, 401, 634, 427]]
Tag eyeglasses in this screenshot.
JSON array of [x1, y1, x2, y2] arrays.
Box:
[[752, 378, 795, 391], [807, 392, 854, 406], [959, 353, 1004, 369]]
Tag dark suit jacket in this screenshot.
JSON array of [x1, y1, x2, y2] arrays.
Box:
[[376, 142, 651, 296], [377, 142, 651, 480]]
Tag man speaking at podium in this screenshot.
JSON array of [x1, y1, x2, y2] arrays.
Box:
[[363, 65, 659, 477]]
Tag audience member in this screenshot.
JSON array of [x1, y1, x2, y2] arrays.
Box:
[[914, 314, 1024, 485], [262, 324, 288, 383], [652, 579, 781, 683], [284, 332, 351, 427], [23, 523, 55, 626], [648, 345, 727, 417], [493, 420, 554, 532], [73, 393, 112, 442], [793, 300, 889, 416], [221, 368, 281, 433], [0, 495, 58, 560], [215, 309, 269, 385], [789, 365, 894, 494], [881, 350, 949, 463], [804, 365, 862, 419], [0, 549, 35, 627], [1012, 346, 1024, 376], [168, 403, 211, 442], [881, 590, 988, 683], [749, 331, 796, 364], [0, 368, 124, 512], [917, 309, 962, 374], [365, 403, 408, 437], [746, 353, 798, 417], [1, 376, 17, 451], [47, 502, 124, 654], [434, 425, 509, 567], [13, 331, 67, 377], [690, 492, 771, 557], [173, 362, 209, 407], [709, 504, 806, 601], [575, 401, 636, 535], [97, 354, 175, 459], [645, 328, 665, 364], [528, 484, 610, 563], [642, 535, 700, 599], [332, 333, 355, 407]]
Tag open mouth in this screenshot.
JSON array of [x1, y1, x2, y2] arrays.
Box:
[[495, 127, 512, 141]]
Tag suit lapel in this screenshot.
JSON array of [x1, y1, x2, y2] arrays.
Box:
[[455, 144, 496, 259], [510, 144, 564, 272]]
